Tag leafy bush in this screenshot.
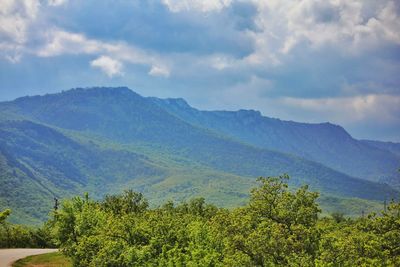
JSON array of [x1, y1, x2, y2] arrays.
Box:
[[48, 175, 399, 266], [0, 209, 55, 248]]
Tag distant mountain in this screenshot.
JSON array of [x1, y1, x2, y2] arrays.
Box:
[[0, 87, 398, 223], [150, 97, 400, 187], [361, 140, 400, 157], [359, 140, 400, 187]]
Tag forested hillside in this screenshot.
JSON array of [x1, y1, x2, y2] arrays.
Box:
[[151, 97, 400, 186], [0, 87, 398, 223]]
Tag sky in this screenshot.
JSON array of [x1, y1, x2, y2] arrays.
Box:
[[0, 0, 400, 142]]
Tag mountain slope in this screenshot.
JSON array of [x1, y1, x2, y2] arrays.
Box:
[[0, 87, 398, 223], [0, 117, 395, 224], [361, 140, 400, 157], [0, 119, 166, 223], [0, 87, 393, 194], [150, 97, 400, 185]]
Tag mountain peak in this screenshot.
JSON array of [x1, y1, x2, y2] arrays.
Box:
[[63, 86, 139, 97], [236, 109, 262, 118], [12, 87, 141, 104]]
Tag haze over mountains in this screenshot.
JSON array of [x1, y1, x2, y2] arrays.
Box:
[[0, 87, 399, 224], [151, 97, 400, 187]]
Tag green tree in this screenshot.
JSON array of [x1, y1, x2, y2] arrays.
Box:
[[0, 209, 11, 224], [49, 175, 400, 266], [102, 190, 148, 215]]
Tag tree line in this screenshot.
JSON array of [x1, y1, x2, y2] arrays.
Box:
[[0, 209, 54, 248], [1, 175, 400, 266]]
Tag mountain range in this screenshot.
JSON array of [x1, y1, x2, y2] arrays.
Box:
[[0, 87, 399, 224]]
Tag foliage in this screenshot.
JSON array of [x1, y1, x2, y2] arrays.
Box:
[[0, 209, 55, 248], [49, 175, 400, 266], [0, 208, 11, 223], [317, 201, 400, 266]]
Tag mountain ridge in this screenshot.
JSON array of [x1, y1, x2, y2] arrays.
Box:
[[150, 95, 400, 187], [0, 87, 398, 223]]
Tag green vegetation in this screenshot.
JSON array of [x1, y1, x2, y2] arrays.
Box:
[[46, 175, 399, 266], [151, 96, 400, 185], [13, 252, 71, 267], [0, 209, 55, 248], [0, 208, 11, 223], [1, 87, 398, 224], [1, 176, 399, 266]]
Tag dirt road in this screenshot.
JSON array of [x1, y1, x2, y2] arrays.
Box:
[[0, 249, 58, 267]]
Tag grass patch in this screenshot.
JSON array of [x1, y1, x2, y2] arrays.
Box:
[[13, 252, 72, 267]]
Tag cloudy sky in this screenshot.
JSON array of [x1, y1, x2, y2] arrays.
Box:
[[1, 0, 400, 141]]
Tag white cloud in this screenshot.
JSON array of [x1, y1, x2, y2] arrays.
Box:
[[160, 0, 400, 74], [37, 30, 103, 57], [0, 0, 40, 62], [90, 55, 123, 77], [149, 65, 170, 77], [37, 29, 171, 77], [47, 0, 68, 6], [209, 55, 236, 70], [280, 94, 400, 124], [245, 0, 400, 64], [162, 0, 232, 12], [364, 1, 400, 45]]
